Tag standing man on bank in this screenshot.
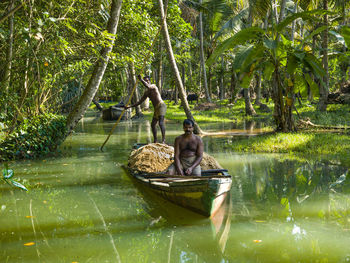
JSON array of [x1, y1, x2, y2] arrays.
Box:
[[167, 119, 203, 176], [125, 75, 167, 144]]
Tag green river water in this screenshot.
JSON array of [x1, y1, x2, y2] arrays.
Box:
[[1, 112, 350, 263]]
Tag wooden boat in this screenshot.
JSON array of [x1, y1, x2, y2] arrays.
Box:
[[123, 166, 232, 217], [102, 105, 131, 120]]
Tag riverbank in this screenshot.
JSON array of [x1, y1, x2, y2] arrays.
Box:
[[228, 132, 350, 165], [97, 99, 350, 127], [95, 99, 350, 163], [0, 114, 67, 162]]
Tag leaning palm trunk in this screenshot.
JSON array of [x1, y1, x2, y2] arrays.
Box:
[[157, 0, 202, 134], [65, 0, 123, 135]]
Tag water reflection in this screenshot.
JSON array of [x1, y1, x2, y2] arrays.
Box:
[[1, 117, 350, 262], [126, 173, 233, 262], [220, 154, 350, 262]]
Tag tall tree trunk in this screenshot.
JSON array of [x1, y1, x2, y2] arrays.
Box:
[[244, 86, 256, 115], [318, 0, 329, 111], [120, 69, 127, 99], [199, 61, 202, 93], [3, 0, 14, 115], [181, 64, 186, 93], [66, 0, 123, 135], [199, 0, 211, 103], [272, 67, 295, 132], [272, 68, 285, 131], [255, 72, 262, 105], [219, 57, 224, 100], [270, 0, 295, 131], [341, 1, 348, 83], [290, 1, 298, 42], [9, 0, 31, 133], [273, 0, 279, 24], [188, 60, 193, 87], [128, 61, 142, 117], [208, 67, 212, 99], [157, 38, 163, 93], [230, 67, 238, 103], [278, 0, 287, 23], [174, 81, 179, 104], [309, 34, 317, 102], [157, 0, 202, 134]]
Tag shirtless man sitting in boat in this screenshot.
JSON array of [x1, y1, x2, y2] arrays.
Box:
[[125, 75, 167, 143], [167, 119, 203, 176]]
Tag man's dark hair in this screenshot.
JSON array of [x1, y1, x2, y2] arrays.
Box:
[[183, 119, 194, 127], [144, 75, 151, 80]]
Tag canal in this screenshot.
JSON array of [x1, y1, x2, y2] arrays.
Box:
[[1, 112, 350, 262]]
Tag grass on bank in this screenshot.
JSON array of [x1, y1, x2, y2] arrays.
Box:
[[93, 99, 350, 161], [229, 132, 350, 155], [228, 132, 350, 167], [93, 99, 276, 124], [94, 98, 350, 127]]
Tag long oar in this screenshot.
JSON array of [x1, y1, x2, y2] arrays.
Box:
[[100, 18, 166, 151]]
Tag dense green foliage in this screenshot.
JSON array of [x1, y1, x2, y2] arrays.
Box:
[[1, 0, 350, 160], [0, 114, 66, 161], [0, 0, 192, 118]]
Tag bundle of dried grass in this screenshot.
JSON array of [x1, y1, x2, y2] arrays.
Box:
[[128, 143, 174, 173], [128, 143, 222, 173]]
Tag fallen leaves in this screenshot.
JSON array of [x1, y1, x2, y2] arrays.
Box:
[[24, 242, 35, 246]]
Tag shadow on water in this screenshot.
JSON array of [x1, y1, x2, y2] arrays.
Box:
[[2, 115, 350, 262]]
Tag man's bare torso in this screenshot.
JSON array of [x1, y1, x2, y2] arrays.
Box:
[[146, 84, 163, 107], [177, 134, 201, 158]]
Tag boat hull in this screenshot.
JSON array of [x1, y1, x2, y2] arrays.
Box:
[[123, 167, 232, 217]]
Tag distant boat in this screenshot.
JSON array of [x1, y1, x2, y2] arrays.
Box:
[[123, 166, 232, 217], [102, 105, 131, 120]]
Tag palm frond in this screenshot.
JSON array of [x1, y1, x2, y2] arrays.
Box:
[[207, 27, 265, 65], [277, 10, 329, 32], [340, 26, 350, 48], [299, 0, 313, 10], [214, 8, 249, 39], [251, 0, 271, 19]]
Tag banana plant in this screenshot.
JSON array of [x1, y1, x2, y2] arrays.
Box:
[[207, 10, 329, 131], [2, 163, 28, 191]]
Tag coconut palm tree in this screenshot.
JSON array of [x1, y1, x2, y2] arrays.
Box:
[[208, 10, 327, 131], [158, 0, 202, 134], [65, 0, 123, 135]]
